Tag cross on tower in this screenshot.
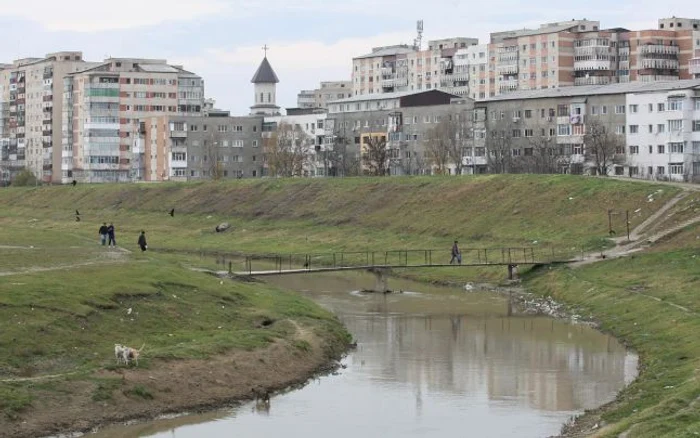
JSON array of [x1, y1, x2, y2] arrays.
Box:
[[262, 44, 269, 57]]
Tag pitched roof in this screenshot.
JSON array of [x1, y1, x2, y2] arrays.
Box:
[[251, 57, 279, 84]]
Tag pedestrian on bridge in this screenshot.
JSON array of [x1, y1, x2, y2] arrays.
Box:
[[450, 240, 462, 265]]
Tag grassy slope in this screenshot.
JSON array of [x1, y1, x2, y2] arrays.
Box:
[[0, 175, 696, 436], [0, 215, 350, 420], [0, 175, 678, 283]]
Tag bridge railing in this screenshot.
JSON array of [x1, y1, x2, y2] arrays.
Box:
[[241, 246, 582, 274]]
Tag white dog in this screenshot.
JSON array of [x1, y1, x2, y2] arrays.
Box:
[[114, 344, 128, 365]]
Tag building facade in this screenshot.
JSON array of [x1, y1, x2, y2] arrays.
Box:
[[297, 81, 353, 109], [0, 52, 88, 184], [480, 79, 700, 180], [327, 90, 476, 175], [63, 58, 204, 183], [144, 114, 264, 181]]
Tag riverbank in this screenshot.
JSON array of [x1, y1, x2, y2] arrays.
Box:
[[0, 218, 351, 437], [1, 176, 698, 437], [10, 325, 347, 438]]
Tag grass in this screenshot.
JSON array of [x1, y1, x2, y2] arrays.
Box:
[[125, 385, 154, 400], [0, 175, 696, 436], [525, 242, 700, 437]]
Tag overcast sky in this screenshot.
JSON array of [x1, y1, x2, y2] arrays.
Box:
[[0, 0, 696, 115]]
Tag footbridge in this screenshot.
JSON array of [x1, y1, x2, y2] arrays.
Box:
[[234, 247, 580, 278]]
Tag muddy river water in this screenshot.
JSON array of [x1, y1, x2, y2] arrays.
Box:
[[95, 271, 637, 438]]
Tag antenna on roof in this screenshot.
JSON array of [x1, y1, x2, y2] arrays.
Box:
[[414, 20, 424, 50]]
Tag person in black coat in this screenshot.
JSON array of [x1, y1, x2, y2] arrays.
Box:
[[107, 223, 116, 247], [138, 231, 148, 252]]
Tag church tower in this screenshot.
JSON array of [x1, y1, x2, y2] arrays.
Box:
[[250, 47, 280, 116]]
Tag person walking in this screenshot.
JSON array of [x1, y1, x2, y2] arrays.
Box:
[[98, 223, 108, 246], [138, 231, 148, 252], [107, 223, 117, 247], [450, 240, 462, 265]]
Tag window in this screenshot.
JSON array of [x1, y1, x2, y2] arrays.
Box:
[[615, 105, 626, 114], [658, 124, 665, 134], [512, 129, 522, 138], [649, 145, 654, 154], [694, 141, 700, 154], [524, 129, 533, 137], [475, 147, 485, 157], [669, 142, 684, 153], [252, 140, 258, 148], [692, 120, 700, 132], [696, 100, 700, 110], [669, 163, 684, 174], [629, 145, 639, 154], [657, 166, 665, 175], [668, 120, 683, 131], [648, 103, 654, 112], [629, 125, 639, 134], [601, 106, 608, 115], [668, 99, 683, 111], [524, 110, 532, 118], [615, 125, 626, 135], [512, 148, 521, 157], [232, 140, 244, 148], [658, 145, 665, 154], [573, 144, 583, 155], [557, 124, 571, 136], [658, 103, 665, 112], [557, 105, 569, 117], [591, 106, 598, 115], [629, 104, 638, 113], [648, 125, 653, 134]]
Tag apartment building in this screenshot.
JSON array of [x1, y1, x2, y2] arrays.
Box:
[[490, 17, 700, 96], [0, 52, 88, 184], [625, 83, 700, 181], [453, 44, 490, 100], [351, 38, 478, 97], [263, 109, 331, 177], [144, 114, 264, 181], [63, 58, 204, 183], [327, 89, 476, 175], [297, 81, 353, 109], [480, 79, 700, 178]]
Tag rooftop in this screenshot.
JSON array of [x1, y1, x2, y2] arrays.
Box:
[[251, 57, 279, 84], [482, 80, 700, 102], [332, 89, 461, 104], [354, 45, 417, 60]]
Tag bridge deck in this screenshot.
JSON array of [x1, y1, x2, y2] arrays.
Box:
[[235, 261, 574, 277]]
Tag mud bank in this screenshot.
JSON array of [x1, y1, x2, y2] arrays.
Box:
[[5, 329, 349, 438]]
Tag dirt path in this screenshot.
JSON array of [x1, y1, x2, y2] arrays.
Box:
[[0, 248, 130, 277]]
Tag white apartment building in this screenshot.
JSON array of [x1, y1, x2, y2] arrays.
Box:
[[625, 85, 700, 181], [297, 81, 353, 109], [263, 111, 329, 177], [453, 45, 490, 100]]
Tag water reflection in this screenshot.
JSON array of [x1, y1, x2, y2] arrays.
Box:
[[94, 271, 636, 438]]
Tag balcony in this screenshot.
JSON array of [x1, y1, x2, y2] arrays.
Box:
[[690, 58, 700, 75], [640, 59, 680, 70], [170, 130, 188, 138], [42, 130, 53, 137], [381, 77, 408, 88], [640, 44, 679, 55], [499, 78, 518, 91], [574, 76, 612, 86], [574, 59, 611, 71], [497, 64, 519, 75]]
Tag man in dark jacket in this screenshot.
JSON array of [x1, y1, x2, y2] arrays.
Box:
[[99, 223, 108, 246], [107, 223, 116, 247], [450, 240, 462, 265], [138, 231, 148, 252]]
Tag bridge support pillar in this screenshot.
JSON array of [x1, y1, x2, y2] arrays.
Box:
[[370, 268, 391, 293], [508, 264, 518, 281]]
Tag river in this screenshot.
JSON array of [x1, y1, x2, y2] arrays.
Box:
[[94, 270, 637, 438]]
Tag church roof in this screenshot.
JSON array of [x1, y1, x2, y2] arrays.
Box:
[[251, 57, 279, 84]]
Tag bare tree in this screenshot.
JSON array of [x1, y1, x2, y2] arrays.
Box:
[[265, 122, 310, 177], [485, 118, 514, 174], [423, 114, 472, 175], [584, 119, 624, 176], [327, 133, 361, 177], [362, 134, 389, 176], [523, 124, 559, 174], [200, 130, 225, 180]]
